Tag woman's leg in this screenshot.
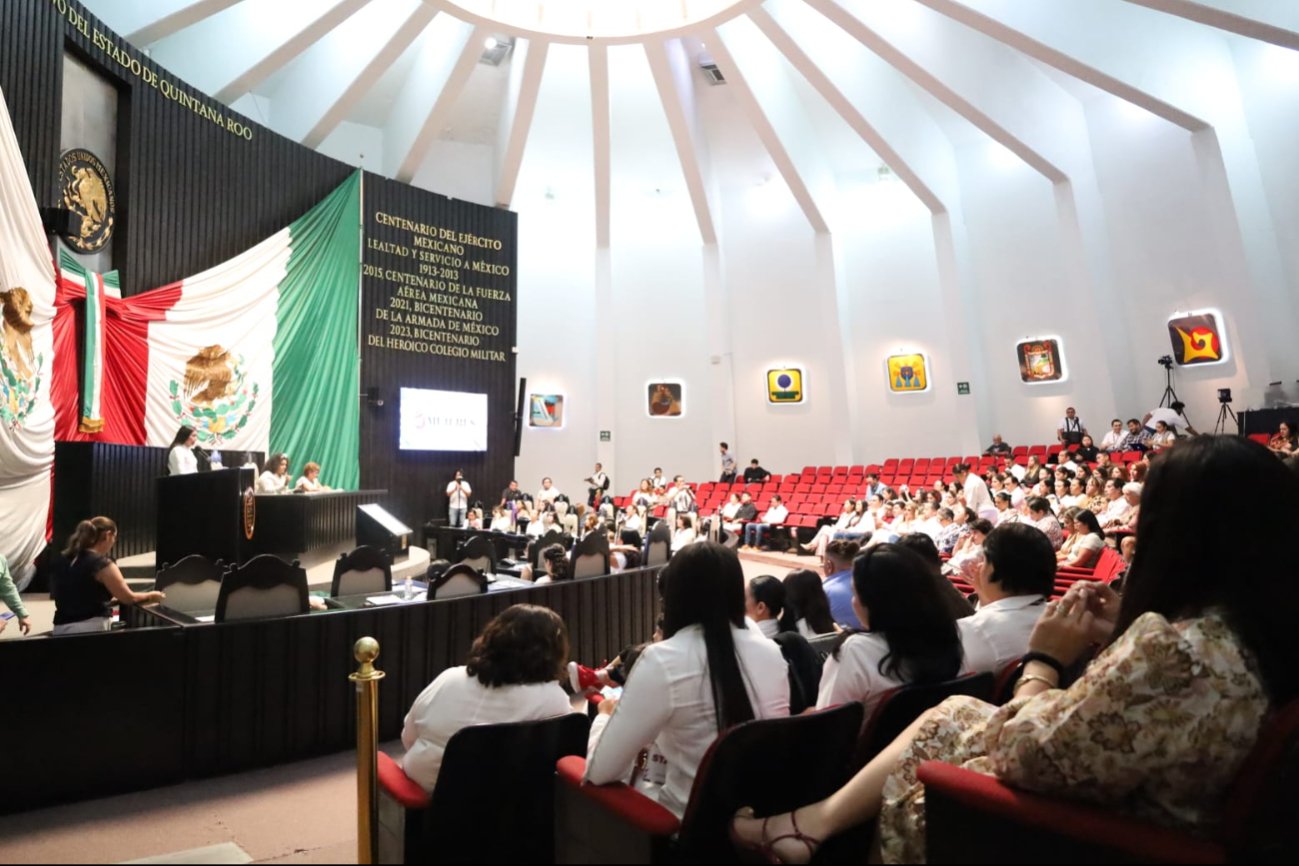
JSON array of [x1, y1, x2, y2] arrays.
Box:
[[731, 711, 933, 862]]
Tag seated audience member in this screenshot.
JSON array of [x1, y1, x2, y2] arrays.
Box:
[[943, 519, 993, 580], [724, 492, 758, 536], [741, 495, 788, 550], [1060, 477, 1086, 510], [1106, 483, 1142, 537], [747, 575, 823, 713], [1003, 474, 1025, 509], [52, 518, 165, 635], [584, 543, 790, 818], [500, 479, 524, 507], [833, 500, 874, 541], [1128, 460, 1149, 483], [984, 434, 1012, 456], [466, 508, 484, 531], [489, 506, 514, 532], [744, 459, 772, 484], [816, 545, 964, 716], [821, 540, 864, 630], [1099, 418, 1125, 452], [948, 507, 977, 556], [520, 544, 570, 584], [667, 475, 696, 516], [992, 493, 1019, 526], [912, 503, 942, 542], [957, 523, 1054, 675], [1149, 419, 1177, 450], [256, 453, 291, 494], [802, 499, 858, 555], [1269, 421, 1297, 457], [934, 508, 961, 553], [609, 529, 643, 572], [536, 477, 561, 506], [581, 512, 602, 540], [894, 533, 975, 620], [620, 503, 646, 536], [731, 434, 1299, 865], [294, 461, 330, 492], [1026, 497, 1063, 550], [779, 569, 841, 637], [1060, 509, 1106, 568], [864, 473, 886, 498], [1117, 417, 1151, 452], [0, 553, 31, 636], [1074, 434, 1100, 463], [632, 479, 656, 511], [671, 514, 698, 553], [401, 605, 572, 793], [1097, 478, 1133, 530]]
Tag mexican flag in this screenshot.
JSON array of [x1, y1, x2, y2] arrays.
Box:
[[53, 172, 362, 490], [0, 85, 57, 587]]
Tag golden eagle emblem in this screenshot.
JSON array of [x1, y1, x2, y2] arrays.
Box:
[[183, 345, 236, 405], [0, 286, 43, 428], [58, 149, 116, 253]]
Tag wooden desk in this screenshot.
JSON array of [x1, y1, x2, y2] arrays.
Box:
[[246, 489, 389, 559]]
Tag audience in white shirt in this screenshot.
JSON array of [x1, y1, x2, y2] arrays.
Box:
[[957, 522, 1056, 675], [740, 496, 789, 550]]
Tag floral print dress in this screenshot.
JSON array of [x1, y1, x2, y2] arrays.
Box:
[[878, 612, 1269, 864]]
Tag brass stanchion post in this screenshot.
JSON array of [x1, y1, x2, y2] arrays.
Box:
[[351, 637, 385, 865]]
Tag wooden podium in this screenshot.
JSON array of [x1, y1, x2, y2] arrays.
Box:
[[156, 468, 256, 569]]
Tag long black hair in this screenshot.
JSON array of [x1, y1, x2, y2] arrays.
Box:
[[779, 569, 837, 636], [659, 542, 754, 732], [849, 544, 963, 683], [169, 425, 195, 448], [1111, 436, 1299, 703], [748, 575, 786, 625]]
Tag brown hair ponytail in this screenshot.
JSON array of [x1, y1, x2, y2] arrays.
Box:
[[62, 516, 117, 558]]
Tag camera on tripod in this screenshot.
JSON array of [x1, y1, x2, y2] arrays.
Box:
[[1218, 388, 1232, 405], [1157, 355, 1175, 369]]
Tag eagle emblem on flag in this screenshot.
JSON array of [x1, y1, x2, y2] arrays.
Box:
[[170, 345, 258, 443], [0, 287, 42, 427]]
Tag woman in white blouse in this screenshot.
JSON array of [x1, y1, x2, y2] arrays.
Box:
[[800, 499, 858, 556], [294, 461, 330, 492], [584, 543, 789, 817], [1060, 509, 1106, 568], [815, 544, 964, 718], [256, 453, 291, 494], [671, 514, 697, 552], [166, 426, 199, 476], [401, 605, 573, 793]]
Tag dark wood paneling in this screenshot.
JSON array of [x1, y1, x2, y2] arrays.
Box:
[[0, 0, 61, 203], [53, 441, 165, 558], [361, 173, 519, 534]]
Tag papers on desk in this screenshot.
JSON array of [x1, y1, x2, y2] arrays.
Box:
[[365, 595, 404, 606]]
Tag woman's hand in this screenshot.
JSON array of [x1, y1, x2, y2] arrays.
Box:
[[143, 590, 166, 605], [597, 697, 619, 716], [1027, 595, 1095, 667], [18, 617, 31, 635], [1062, 580, 1120, 643]]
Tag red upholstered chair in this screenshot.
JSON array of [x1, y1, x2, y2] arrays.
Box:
[[918, 699, 1299, 864], [851, 674, 995, 770], [553, 703, 865, 864], [377, 712, 590, 865]]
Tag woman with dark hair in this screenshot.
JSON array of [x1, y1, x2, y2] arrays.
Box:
[[893, 533, 974, 620], [815, 544, 964, 715], [1268, 420, 1296, 456], [256, 452, 291, 494], [584, 543, 789, 817], [747, 575, 824, 715], [166, 425, 198, 476], [733, 436, 1299, 863], [779, 569, 840, 637], [533, 544, 571, 584], [401, 604, 572, 792], [1059, 509, 1104, 568], [52, 517, 165, 635]]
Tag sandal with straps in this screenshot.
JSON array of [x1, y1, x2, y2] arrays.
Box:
[[728, 806, 823, 865]]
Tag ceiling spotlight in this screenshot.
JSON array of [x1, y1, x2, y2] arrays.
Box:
[[485, 36, 498, 50]]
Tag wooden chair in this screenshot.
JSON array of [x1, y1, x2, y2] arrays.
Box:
[[330, 545, 392, 597], [153, 554, 224, 612], [214, 555, 308, 622], [555, 702, 865, 864], [378, 713, 591, 864], [428, 563, 487, 599], [920, 699, 1299, 864], [570, 531, 610, 579]]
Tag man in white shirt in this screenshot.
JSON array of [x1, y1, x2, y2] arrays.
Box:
[[668, 476, 695, 515], [1004, 474, 1026, 508], [650, 468, 668, 492], [955, 463, 997, 522], [1099, 418, 1125, 452], [1099, 478, 1133, 529], [536, 477, 560, 506], [958, 523, 1055, 675], [913, 502, 942, 542], [445, 471, 471, 528], [1057, 406, 1088, 448], [740, 495, 789, 550]]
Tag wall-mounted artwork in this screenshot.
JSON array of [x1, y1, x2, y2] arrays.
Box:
[[767, 368, 804, 404], [886, 353, 929, 393], [1167, 311, 1227, 366], [528, 394, 564, 428], [647, 381, 684, 417], [1016, 337, 1066, 383]]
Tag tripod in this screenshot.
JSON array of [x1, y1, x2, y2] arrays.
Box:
[[1214, 401, 1239, 436], [1158, 364, 1180, 409]]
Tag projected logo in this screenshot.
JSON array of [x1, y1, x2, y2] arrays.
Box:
[[767, 368, 804, 404], [1016, 338, 1066, 383], [528, 394, 564, 428], [886, 353, 929, 393], [1167, 312, 1226, 366]]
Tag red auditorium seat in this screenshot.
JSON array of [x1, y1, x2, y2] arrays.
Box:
[[1028, 445, 1046, 456]]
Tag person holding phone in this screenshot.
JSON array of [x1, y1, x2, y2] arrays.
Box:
[[0, 553, 31, 636], [446, 470, 472, 528]]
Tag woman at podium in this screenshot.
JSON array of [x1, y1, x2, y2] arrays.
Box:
[[256, 453, 291, 494], [167, 426, 199, 476]]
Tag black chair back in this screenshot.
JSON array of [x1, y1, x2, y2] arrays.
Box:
[[529, 529, 567, 571], [428, 562, 487, 599], [215, 555, 309, 622], [853, 673, 994, 769], [453, 534, 496, 575], [570, 531, 610, 579], [675, 702, 864, 862], [154, 554, 224, 611], [806, 631, 847, 662], [417, 713, 591, 864], [643, 521, 671, 566], [330, 545, 392, 597]]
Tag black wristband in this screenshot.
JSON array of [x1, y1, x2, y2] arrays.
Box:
[[1021, 651, 1065, 677]]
